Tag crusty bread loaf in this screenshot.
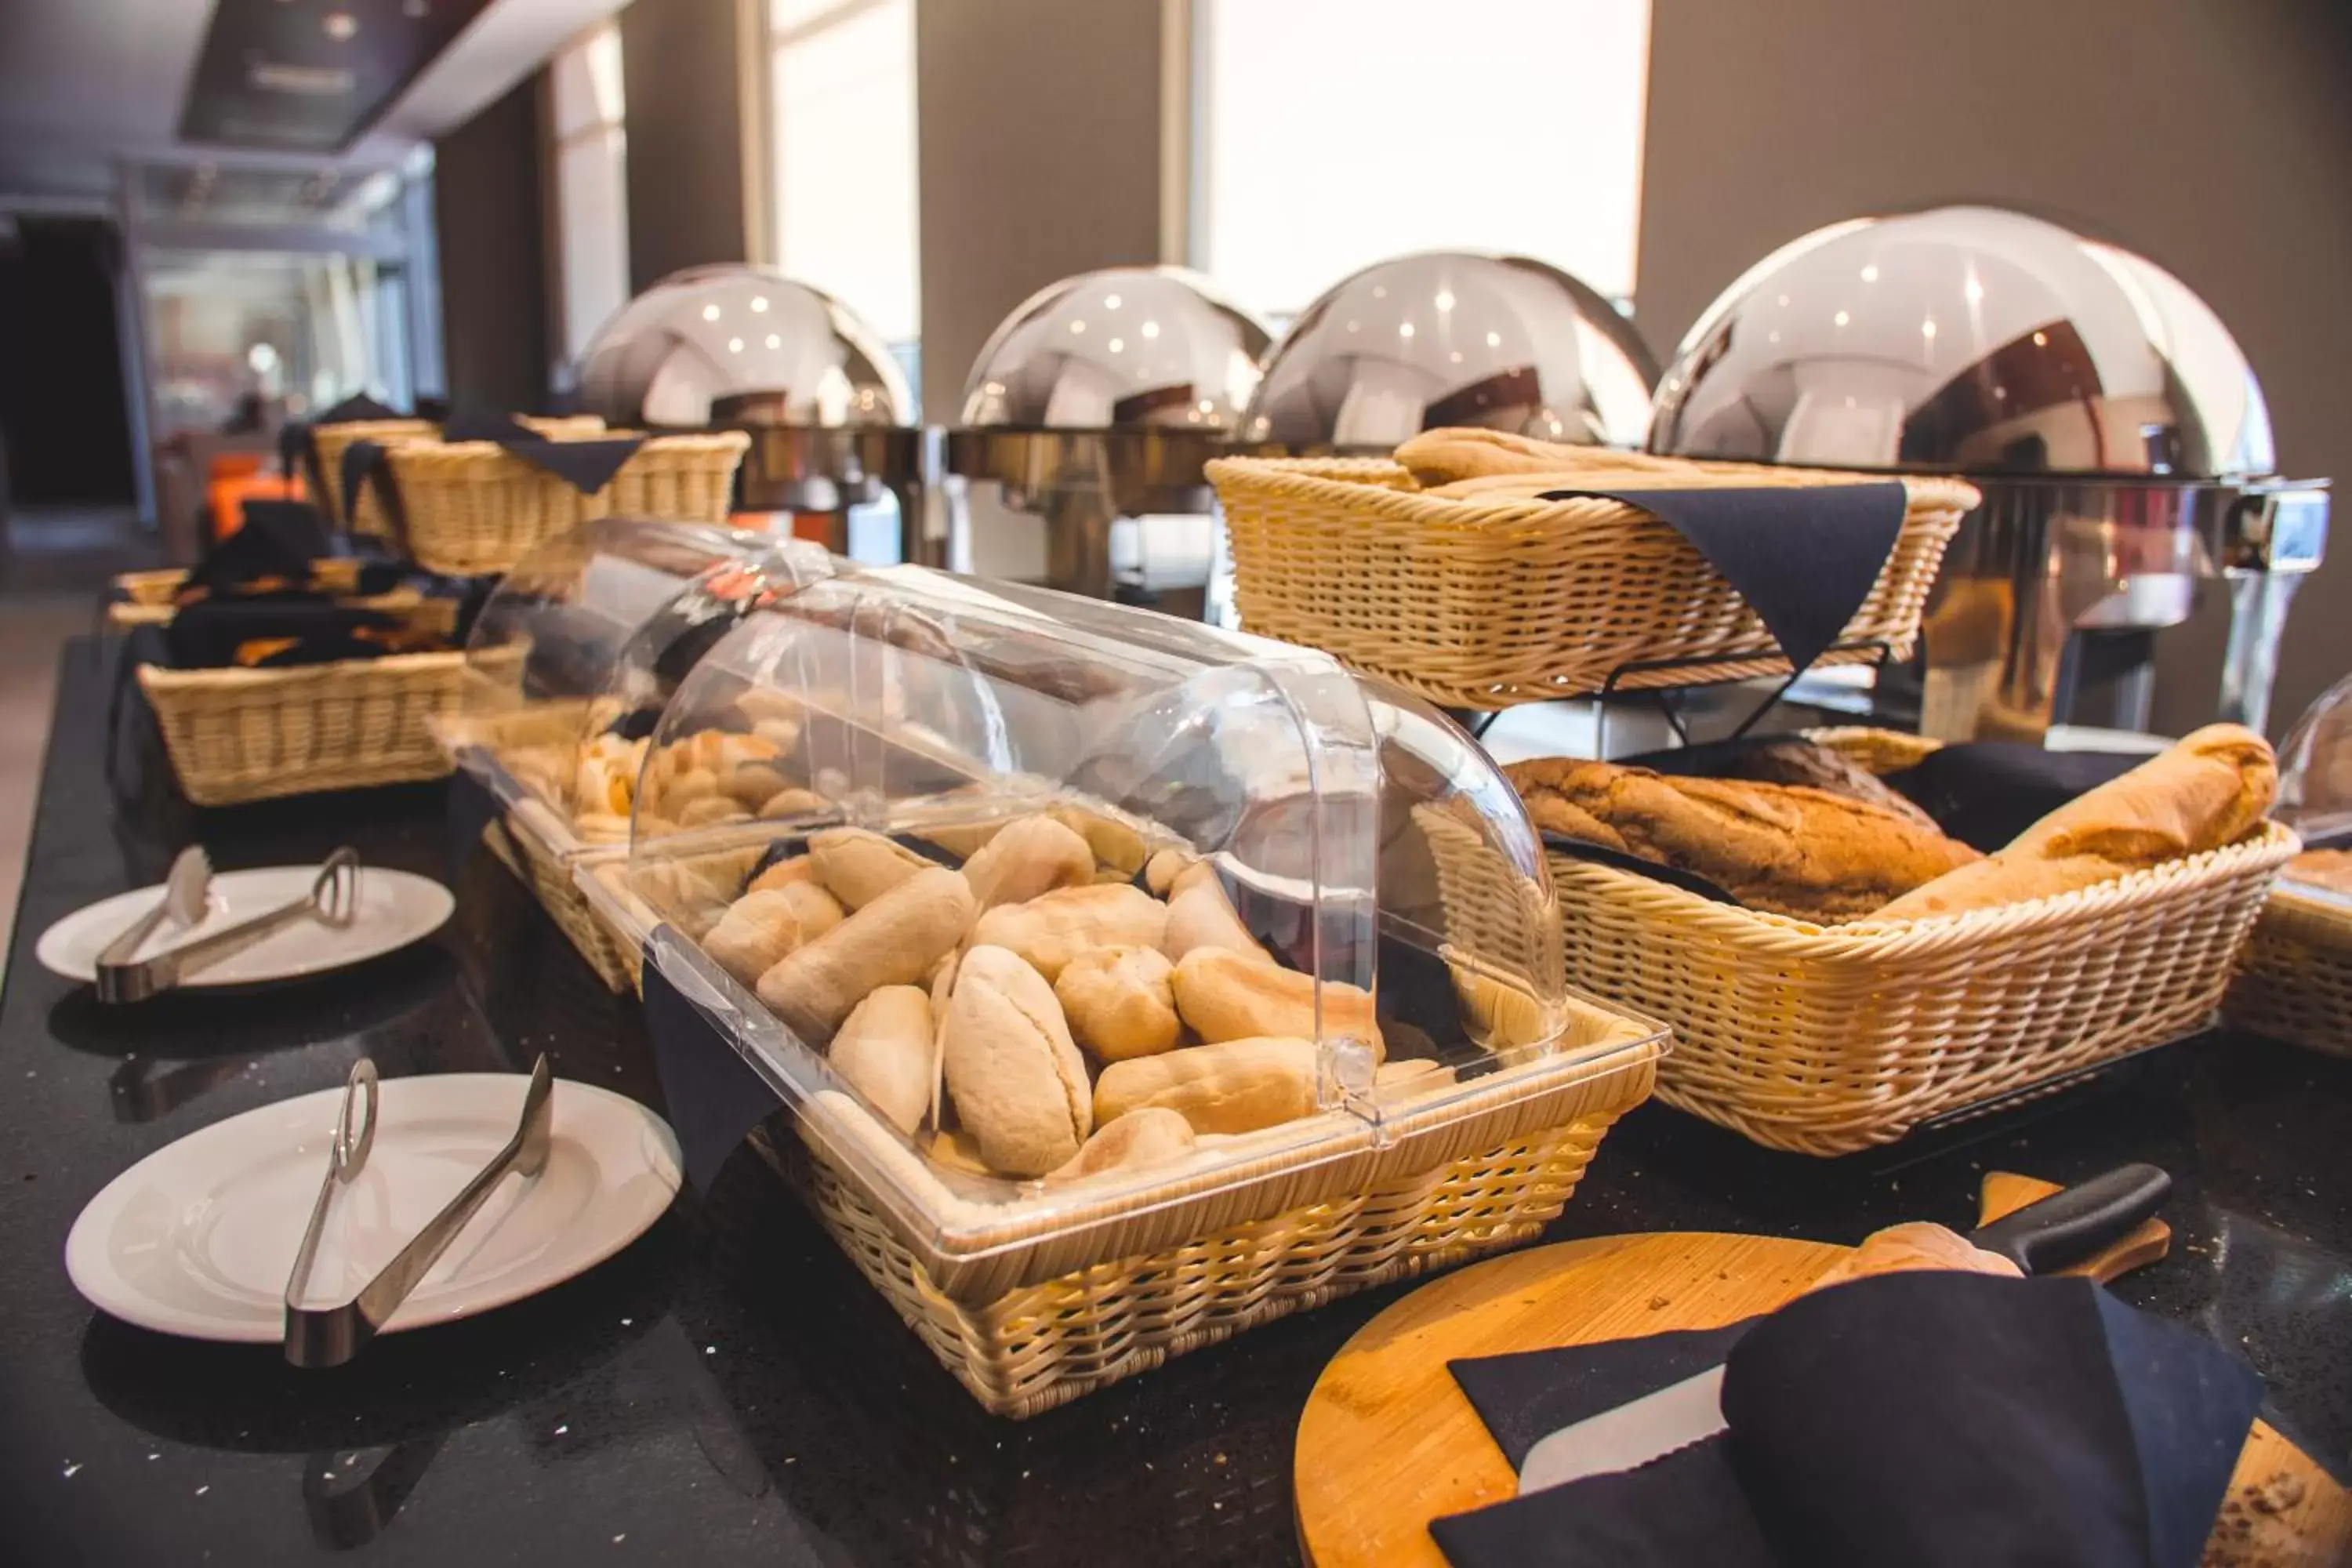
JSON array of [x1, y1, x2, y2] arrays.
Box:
[[1874, 724, 2277, 921], [1393, 427, 1603, 487], [2288, 846, 2352, 895], [1505, 757, 1980, 923]]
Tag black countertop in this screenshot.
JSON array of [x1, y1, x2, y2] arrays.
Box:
[[2, 640, 2347, 1566]]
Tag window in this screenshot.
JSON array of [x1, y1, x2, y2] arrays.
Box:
[[1192, 0, 1651, 323], [769, 0, 920, 374], [550, 24, 630, 369]]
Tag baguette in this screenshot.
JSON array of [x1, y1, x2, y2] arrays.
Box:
[[1506, 757, 1979, 923], [1873, 724, 2277, 921]]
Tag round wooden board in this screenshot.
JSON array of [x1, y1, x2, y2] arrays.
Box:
[[1294, 1231, 2348, 1568]]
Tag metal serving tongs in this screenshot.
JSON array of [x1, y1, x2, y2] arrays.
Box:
[[97, 848, 361, 1004], [284, 1055, 556, 1368], [92, 847, 213, 1001]]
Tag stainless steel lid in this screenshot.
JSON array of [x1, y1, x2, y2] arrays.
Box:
[[1649, 205, 2274, 479], [1240, 252, 1657, 452], [576, 264, 915, 430], [957, 266, 1272, 433]]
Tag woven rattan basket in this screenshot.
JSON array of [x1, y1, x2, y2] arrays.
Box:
[[750, 1018, 1659, 1417], [1207, 452, 1977, 710], [2224, 880, 2352, 1058], [107, 568, 437, 631], [1538, 728, 2297, 1154], [138, 648, 502, 806], [375, 429, 747, 577], [483, 802, 637, 993], [310, 419, 436, 533]]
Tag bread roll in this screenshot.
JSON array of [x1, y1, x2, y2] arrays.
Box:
[[1171, 946, 1382, 1058], [1047, 804, 1148, 876], [829, 985, 932, 1135], [808, 826, 931, 910], [960, 814, 1094, 909], [1094, 1036, 1320, 1135], [1874, 724, 2277, 921], [702, 882, 845, 986], [1161, 876, 1272, 963], [1807, 1222, 2023, 1292], [746, 855, 819, 895], [758, 786, 829, 821], [1054, 945, 1181, 1060], [1144, 848, 1192, 897], [1506, 756, 1980, 923], [940, 945, 1092, 1176], [1050, 1108, 1195, 1181], [971, 882, 1170, 981], [756, 866, 975, 1043]]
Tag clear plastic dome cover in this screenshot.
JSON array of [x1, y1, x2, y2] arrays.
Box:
[[593, 568, 1661, 1252], [2276, 672, 2352, 851], [445, 517, 835, 844]]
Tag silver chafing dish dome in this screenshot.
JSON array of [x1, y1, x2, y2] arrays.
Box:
[[958, 265, 1270, 433], [1648, 205, 2325, 739], [1647, 205, 2270, 477], [576, 265, 923, 557], [947, 267, 1274, 612], [1242, 251, 1657, 452], [577, 264, 913, 430]]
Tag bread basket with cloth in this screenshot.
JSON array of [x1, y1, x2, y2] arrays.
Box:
[[1507, 725, 2296, 1153], [1207, 430, 1978, 710]]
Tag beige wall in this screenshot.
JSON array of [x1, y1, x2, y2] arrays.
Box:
[[914, 0, 1165, 420], [1635, 0, 2352, 735]]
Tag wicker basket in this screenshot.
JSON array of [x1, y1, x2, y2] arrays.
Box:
[[139, 652, 469, 806], [379, 430, 749, 576], [107, 568, 437, 631], [751, 1022, 1658, 1417], [1540, 728, 2298, 1154], [2225, 880, 2352, 1058], [315, 415, 609, 536], [482, 800, 637, 993], [1207, 452, 1977, 710]]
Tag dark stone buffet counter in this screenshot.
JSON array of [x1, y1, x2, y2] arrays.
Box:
[[1, 639, 2346, 1565]]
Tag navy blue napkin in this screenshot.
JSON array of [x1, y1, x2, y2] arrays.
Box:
[[440, 409, 647, 495], [1880, 742, 2144, 853], [1432, 1273, 2263, 1568], [281, 393, 407, 487], [1538, 483, 1908, 676], [445, 768, 503, 886], [641, 947, 785, 1192]]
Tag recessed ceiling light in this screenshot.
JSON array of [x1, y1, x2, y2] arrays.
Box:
[[323, 11, 358, 41]]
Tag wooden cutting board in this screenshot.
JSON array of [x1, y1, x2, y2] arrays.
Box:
[[1295, 1175, 2345, 1567]]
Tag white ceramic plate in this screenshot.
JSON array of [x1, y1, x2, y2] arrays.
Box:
[[36, 866, 455, 987], [66, 1074, 682, 1343]]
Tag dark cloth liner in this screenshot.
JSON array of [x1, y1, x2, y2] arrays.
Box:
[[641, 950, 786, 1193], [1435, 1273, 2262, 1568], [1537, 481, 1908, 676]]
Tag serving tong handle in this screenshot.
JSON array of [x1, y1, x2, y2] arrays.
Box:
[[284, 1054, 555, 1368], [100, 848, 361, 1003]]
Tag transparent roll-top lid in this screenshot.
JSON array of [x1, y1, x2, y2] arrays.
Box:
[[450, 517, 835, 844], [612, 567, 1657, 1247], [2277, 673, 2352, 854]]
